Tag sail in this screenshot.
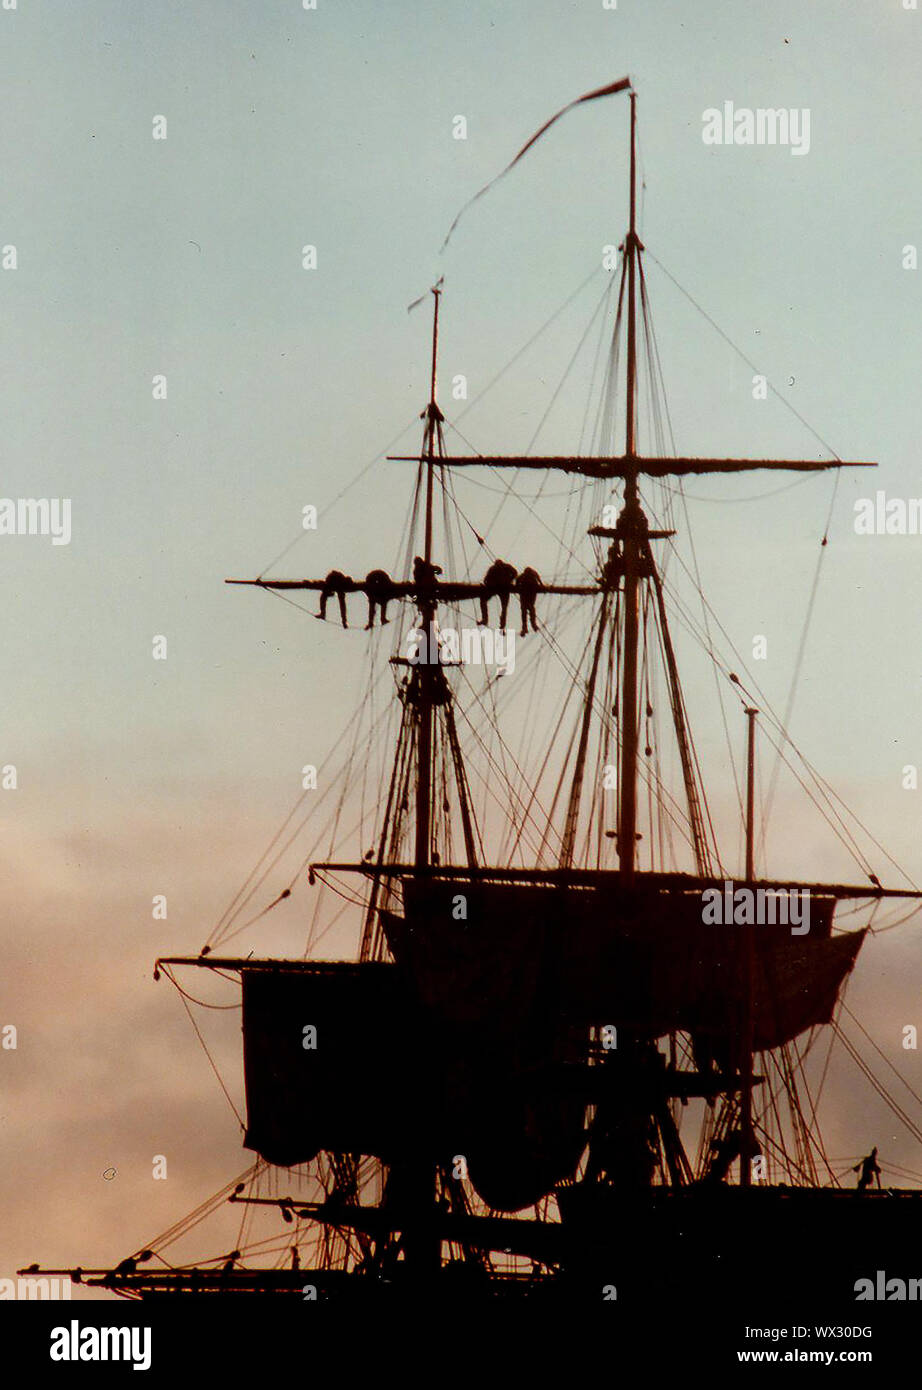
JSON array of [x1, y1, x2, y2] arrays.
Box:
[[241, 953, 587, 1209], [241, 963, 419, 1167], [391, 879, 862, 1051], [239, 884, 862, 1206]]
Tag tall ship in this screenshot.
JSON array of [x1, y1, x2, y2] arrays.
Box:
[[27, 81, 922, 1304]]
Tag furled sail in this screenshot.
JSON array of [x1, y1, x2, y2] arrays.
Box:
[[240, 879, 863, 1210], [241, 963, 419, 1168], [241, 951, 587, 1208], [391, 879, 862, 1051]]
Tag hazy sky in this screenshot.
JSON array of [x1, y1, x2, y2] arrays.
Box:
[[3, 0, 922, 1297]]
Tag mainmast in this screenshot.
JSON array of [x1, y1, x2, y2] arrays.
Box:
[[618, 89, 641, 884], [414, 285, 443, 869]]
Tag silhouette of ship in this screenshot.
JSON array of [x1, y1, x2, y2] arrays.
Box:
[[29, 82, 922, 1305]]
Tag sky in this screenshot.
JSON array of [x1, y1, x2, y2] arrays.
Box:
[[3, 0, 922, 1299]]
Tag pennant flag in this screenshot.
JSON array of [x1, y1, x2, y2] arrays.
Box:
[[441, 77, 632, 252], [408, 275, 444, 314]]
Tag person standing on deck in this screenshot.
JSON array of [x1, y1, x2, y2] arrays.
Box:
[[854, 1147, 882, 1191]]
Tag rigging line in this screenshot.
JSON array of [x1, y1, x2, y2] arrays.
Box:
[[174, 989, 245, 1130], [479, 468, 599, 579], [579, 265, 621, 454], [865, 902, 922, 934], [440, 470, 483, 585], [524, 277, 616, 456], [783, 1041, 830, 1183], [732, 683, 875, 882], [234, 1165, 260, 1255], [160, 965, 240, 1011], [210, 670, 397, 943], [311, 871, 373, 911], [763, 1039, 826, 1184], [756, 728, 877, 877], [773, 1047, 809, 1183], [752, 1122, 817, 1188], [799, 759, 922, 894], [648, 565, 718, 874], [639, 256, 677, 457], [459, 601, 593, 852], [437, 457, 495, 559], [645, 249, 843, 460], [255, 415, 421, 579], [760, 1053, 802, 1182], [655, 540, 897, 882], [596, 250, 627, 456], [879, 1162, 922, 1183], [463, 601, 590, 858], [259, 585, 330, 622], [753, 719, 878, 876], [216, 887, 294, 941], [656, 473, 822, 505], [308, 897, 354, 957], [656, 488, 744, 826], [495, 632, 557, 852], [466, 277, 617, 560], [835, 1026, 922, 1147], [453, 680, 568, 863], [762, 468, 842, 836], [443, 472, 584, 501], [814, 999, 846, 1112], [840, 1001, 922, 1111], [138, 1162, 265, 1255], [493, 279, 616, 566], [533, 606, 702, 859], [453, 263, 605, 427]]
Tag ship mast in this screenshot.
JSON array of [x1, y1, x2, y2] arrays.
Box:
[[618, 89, 641, 884], [414, 285, 442, 869]]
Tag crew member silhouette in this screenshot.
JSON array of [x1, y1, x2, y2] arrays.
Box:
[[317, 570, 351, 628], [516, 566, 542, 636], [854, 1147, 882, 1192], [412, 555, 442, 588], [479, 558, 517, 627], [364, 569, 392, 629]]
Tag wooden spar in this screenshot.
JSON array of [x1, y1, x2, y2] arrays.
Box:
[[745, 708, 759, 882], [626, 89, 638, 463], [617, 100, 639, 882], [386, 455, 876, 476], [612, 89, 641, 884], [414, 285, 441, 873], [560, 590, 614, 870], [409, 286, 443, 1278], [225, 578, 599, 596], [305, 861, 922, 899], [424, 284, 440, 563], [618, 493, 639, 882]]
